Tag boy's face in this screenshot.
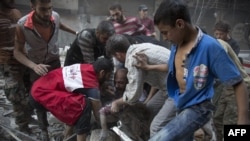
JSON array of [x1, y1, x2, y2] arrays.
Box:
[[156, 22, 181, 45], [214, 30, 228, 40]]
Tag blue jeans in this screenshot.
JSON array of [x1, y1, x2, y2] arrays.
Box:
[[149, 100, 215, 141], [150, 98, 176, 137]]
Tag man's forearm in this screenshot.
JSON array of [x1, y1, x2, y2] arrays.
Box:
[[13, 48, 36, 69], [234, 81, 250, 124], [60, 22, 76, 35]]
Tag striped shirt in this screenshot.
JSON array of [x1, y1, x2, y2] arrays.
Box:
[[113, 16, 151, 36]]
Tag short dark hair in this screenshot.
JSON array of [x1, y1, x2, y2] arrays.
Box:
[[105, 34, 130, 56], [109, 3, 122, 11], [214, 20, 231, 33], [30, 0, 51, 5], [154, 0, 191, 27], [93, 58, 114, 74], [96, 20, 115, 36]]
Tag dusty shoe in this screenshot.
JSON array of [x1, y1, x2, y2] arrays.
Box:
[[40, 130, 50, 141]]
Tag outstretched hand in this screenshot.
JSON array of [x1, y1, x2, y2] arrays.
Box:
[[133, 52, 149, 70]]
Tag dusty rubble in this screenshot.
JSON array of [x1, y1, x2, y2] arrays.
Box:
[[0, 89, 67, 141]]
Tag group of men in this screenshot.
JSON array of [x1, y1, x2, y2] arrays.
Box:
[[0, 0, 78, 140], [0, 0, 249, 141]]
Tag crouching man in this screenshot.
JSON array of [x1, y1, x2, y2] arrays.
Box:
[[29, 58, 114, 141]]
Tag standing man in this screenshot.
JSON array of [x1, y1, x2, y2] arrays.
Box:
[[14, 0, 76, 140], [214, 20, 240, 55], [108, 3, 152, 36], [0, 0, 34, 133], [138, 4, 156, 37], [148, 0, 249, 140], [64, 20, 115, 66]]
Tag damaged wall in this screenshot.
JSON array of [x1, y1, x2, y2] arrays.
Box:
[[15, 0, 250, 50]]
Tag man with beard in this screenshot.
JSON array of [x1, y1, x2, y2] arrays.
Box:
[[108, 3, 152, 36], [0, 0, 34, 134], [14, 0, 76, 140], [64, 20, 115, 66], [29, 58, 114, 141]]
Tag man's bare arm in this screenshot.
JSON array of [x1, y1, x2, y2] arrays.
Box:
[[60, 22, 76, 35], [233, 81, 250, 124], [14, 26, 50, 76]]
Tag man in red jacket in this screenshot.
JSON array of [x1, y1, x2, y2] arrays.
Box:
[[30, 58, 114, 141]]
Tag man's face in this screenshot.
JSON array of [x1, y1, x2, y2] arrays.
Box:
[[32, 1, 53, 23], [98, 71, 112, 86], [157, 22, 181, 45], [1, 0, 15, 9], [214, 30, 228, 40], [114, 72, 128, 94], [109, 8, 123, 23], [97, 32, 112, 44], [113, 52, 126, 63], [139, 10, 148, 18]]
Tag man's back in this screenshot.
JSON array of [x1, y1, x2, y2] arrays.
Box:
[[64, 28, 100, 66], [124, 43, 170, 104]]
